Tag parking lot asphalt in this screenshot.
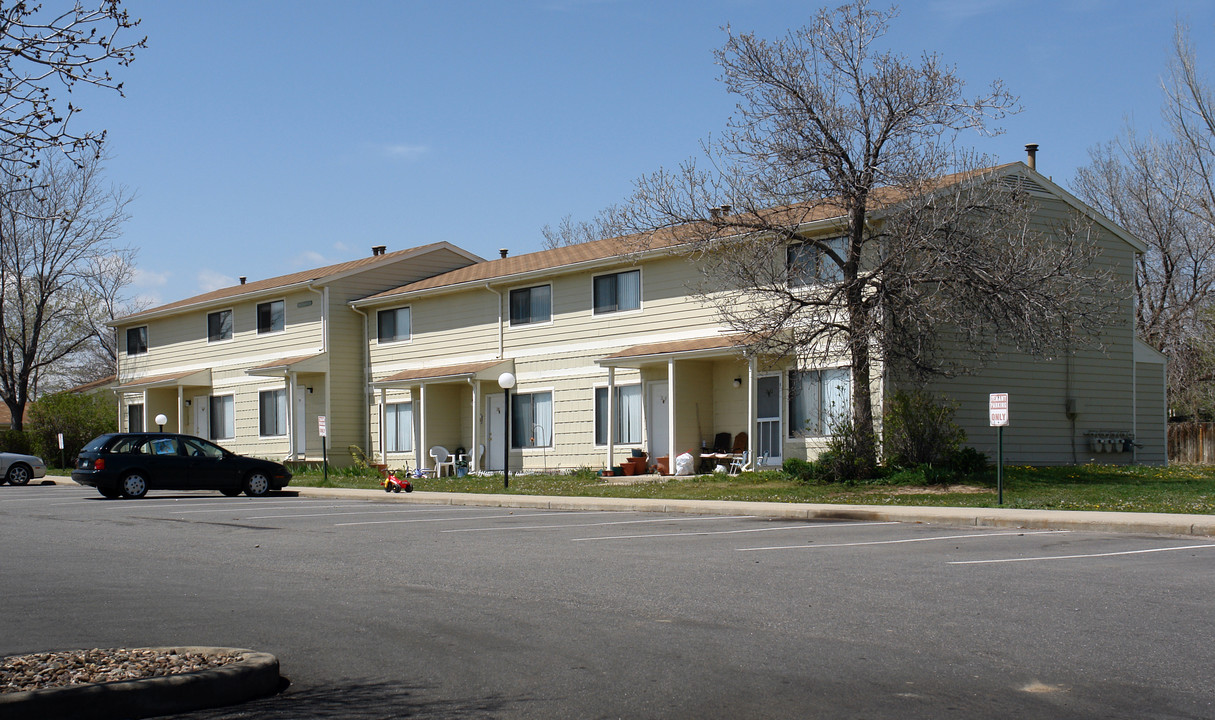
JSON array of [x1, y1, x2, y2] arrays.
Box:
[[43, 475, 1215, 537], [7, 481, 1215, 718]]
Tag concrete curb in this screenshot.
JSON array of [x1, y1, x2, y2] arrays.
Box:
[[292, 486, 1215, 538], [0, 647, 280, 720], [43, 476, 1215, 537]]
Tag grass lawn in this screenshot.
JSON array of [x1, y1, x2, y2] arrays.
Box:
[[288, 463, 1215, 515]]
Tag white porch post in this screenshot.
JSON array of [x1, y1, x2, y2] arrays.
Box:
[[176, 387, 184, 434], [747, 357, 757, 470], [141, 390, 148, 432], [470, 380, 481, 472], [418, 384, 429, 471], [667, 360, 677, 465], [378, 387, 387, 463], [606, 366, 616, 470], [286, 372, 297, 460]]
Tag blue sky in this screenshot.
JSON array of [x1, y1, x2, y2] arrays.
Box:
[[72, 0, 1215, 305]]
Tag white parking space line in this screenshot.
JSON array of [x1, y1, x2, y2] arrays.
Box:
[[571, 520, 900, 542], [246, 506, 479, 520], [441, 515, 752, 533], [738, 530, 1067, 552], [949, 543, 1215, 565], [334, 510, 602, 527], [173, 503, 364, 515]]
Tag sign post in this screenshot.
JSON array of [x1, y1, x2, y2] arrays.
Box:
[[989, 393, 1009, 504], [318, 415, 328, 484], [57, 433, 64, 468]]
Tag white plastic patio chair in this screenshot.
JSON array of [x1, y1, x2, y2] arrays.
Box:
[[429, 446, 456, 477]]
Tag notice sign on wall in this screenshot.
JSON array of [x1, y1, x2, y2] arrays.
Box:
[[989, 393, 1009, 427]]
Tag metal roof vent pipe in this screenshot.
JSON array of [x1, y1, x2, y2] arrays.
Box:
[[239, 276, 247, 285], [499, 248, 508, 259], [1025, 143, 1038, 171], [371, 245, 386, 256]]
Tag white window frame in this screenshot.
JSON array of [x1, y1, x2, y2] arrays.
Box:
[[377, 306, 412, 344], [787, 237, 846, 287], [209, 394, 236, 440], [256, 299, 286, 335], [207, 308, 234, 343], [593, 383, 643, 446], [384, 401, 414, 453], [788, 367, 851, 437], [126, 326, 148, 355], [511, 389, 554, 449], [592, 269, 642, 316], [258, 388, 287, 437], [508, 284, 553, 327]]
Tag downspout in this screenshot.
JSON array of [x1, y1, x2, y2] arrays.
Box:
[[350, 304, 373, 458], [484, 284, 504, 359]]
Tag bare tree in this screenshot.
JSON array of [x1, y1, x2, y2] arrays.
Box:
[[0, 152, 132, 429], [582, 1, 1117, 468], [1074, 22, 1215, 420], [0, 1, 145, 177]]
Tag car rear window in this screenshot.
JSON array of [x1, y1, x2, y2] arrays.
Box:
[[108, 435, 145, 454], [83, 435, 116, 452]]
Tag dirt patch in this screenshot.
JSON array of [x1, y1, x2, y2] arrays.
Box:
[[859, 484, 988, 495]]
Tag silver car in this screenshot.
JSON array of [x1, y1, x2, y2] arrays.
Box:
[[0, 452, 47, 486]]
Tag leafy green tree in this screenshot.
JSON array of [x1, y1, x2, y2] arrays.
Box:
[[27, 390, 115, 466]]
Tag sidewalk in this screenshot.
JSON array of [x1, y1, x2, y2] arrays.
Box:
[[44, 477, 1215, 537], [289, 485, 1215, 538]]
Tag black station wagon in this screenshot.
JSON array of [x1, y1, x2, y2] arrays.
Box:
[[72, 433, 292, 499]]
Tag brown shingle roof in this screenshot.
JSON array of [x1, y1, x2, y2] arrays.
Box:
[[601, 334, 755, 362], [375, 360, 509, 385], [358, 165, 1011, 303], [118, 242, 462, 323]]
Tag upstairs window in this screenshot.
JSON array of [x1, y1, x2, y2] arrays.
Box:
[[787, 237, 846, 286], [593, 270, 640, 314], [257, 300, 285, 334], [208, 310, 232, 342], [126, 326, 148, 355], [789, 368, 850, 436], [509, 285, 551, 326], [377, 307, 411, 343]]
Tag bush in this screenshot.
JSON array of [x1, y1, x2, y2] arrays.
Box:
[[882, 391, 966, 468], [945, 446, 990, 477], [816, 418, 878, 482], [26, 392, 116, 466], [0, 428, 32, 455], [783, 457, 829, 484]]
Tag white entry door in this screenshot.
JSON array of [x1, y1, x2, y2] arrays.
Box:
[[485, 393, 505, 471], [193, 396, 210, 440], [646, 382, 669, 457]]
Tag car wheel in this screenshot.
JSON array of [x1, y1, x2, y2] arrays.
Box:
[[120, 472, 148, 499], [6, 463, 31, 486], [220, 488, 242, 497], [243, 471, 270, 497], [98, 485, 121, 499]]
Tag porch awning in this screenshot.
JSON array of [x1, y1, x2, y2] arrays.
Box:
[[114, 368, 212, 391], [597, 334, 754, 368], [372, 359, 514, 388], [245, 353, 328, 377]]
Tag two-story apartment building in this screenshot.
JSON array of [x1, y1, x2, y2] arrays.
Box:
[[111, 243, 482, 463], [350, 162, 1166, 473]]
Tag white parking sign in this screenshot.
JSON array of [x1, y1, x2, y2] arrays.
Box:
[[989, 393, 1009, 427]]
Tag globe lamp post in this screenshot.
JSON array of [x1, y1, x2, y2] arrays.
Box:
[[497, 372, 516, 488]]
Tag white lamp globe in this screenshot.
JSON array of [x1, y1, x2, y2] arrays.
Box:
[[498, 372, 516, 390], [154, 414, 168, 427]]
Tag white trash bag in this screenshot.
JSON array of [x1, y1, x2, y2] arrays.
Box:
[[674, 452, 695, 476]]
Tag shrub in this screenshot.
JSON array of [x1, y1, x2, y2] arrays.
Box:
[[27, 392, 116, 467], [882, 391, 966, 468], [817, 418, 878, 482], [945, 446, 990, 477], [0, 428, 31, 455], [782, 457, 828, 484]]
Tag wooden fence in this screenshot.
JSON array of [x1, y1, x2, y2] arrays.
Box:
[[1168, 422, 1215, 464]]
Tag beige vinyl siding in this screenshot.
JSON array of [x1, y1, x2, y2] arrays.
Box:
[[1135, 360, 1167, 465]]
